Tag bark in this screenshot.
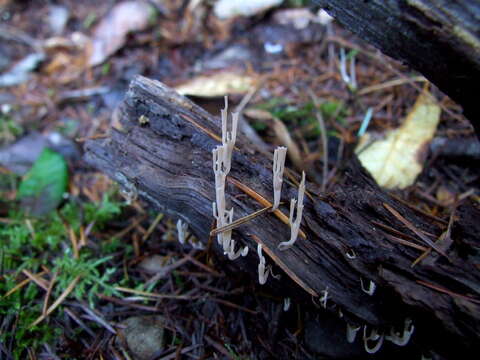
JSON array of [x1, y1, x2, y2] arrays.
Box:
[[316, 0, 480, 137], [84, 76, 480, 357]]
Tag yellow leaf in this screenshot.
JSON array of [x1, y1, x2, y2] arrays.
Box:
[[356, 91, 441, 189], [175, 72, 255, 97]]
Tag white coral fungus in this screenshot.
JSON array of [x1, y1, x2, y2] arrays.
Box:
[[278, 171, 306, 251], [212, 97, 247, 260], [272, 146, 287, 211]]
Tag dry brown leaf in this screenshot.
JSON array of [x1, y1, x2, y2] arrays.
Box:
[[356, 90, 441, 189], [243, 108, 274, 120], [271, 117, 304, 171], [88, 1, 155, 66], [175, 71, 255, 97], [244, 107, 304, 170]]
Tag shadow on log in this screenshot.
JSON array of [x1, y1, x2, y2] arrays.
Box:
[[84, 76, 480, 358], [316, 0, 480, 137]]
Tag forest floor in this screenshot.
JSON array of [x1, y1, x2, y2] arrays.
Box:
[[0, 1, 478, 359]]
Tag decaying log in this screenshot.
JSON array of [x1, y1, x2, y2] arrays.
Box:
[[316, 0, 480, 137], [84, 76, 480, 357]]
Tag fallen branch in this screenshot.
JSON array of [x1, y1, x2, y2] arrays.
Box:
[[84, 76, 480, 357]]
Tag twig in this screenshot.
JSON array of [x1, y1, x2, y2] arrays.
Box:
[[228, 177, 306, 239], [210, 205, 273, 236]]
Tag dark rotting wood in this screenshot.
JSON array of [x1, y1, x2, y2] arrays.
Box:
[[84, 76, 480, 357]]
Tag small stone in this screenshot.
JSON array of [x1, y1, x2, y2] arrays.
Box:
[[117, 316, 165, 360]]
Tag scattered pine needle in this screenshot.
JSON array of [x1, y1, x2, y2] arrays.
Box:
[[30, 275, 81, 328], [358, 76, 426, 95], [384, 234, 428, 252], [114, 286, 197, 300], [112, 215, 147, 239], [411, 205, 457, 267], [389, 193, 448, 226], [22, 269, 49, 291], [142, 213, 164, 241], [179, 113, 222, 143], [75, 134, 109, 142], [383, 203, 449, 259], [2, 270, 48, 299], [416, 280, 480, 304], [42, 272, 58, 316], [228, 177, 306, 239], [210, 205, 273, 236], [68, 225, 79, 259], [211, 297, 258, 314], [79, 226, 87, 247]]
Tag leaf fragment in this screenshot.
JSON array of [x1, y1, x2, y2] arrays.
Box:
[[356, 91, 441, 189], [88, 1, 155, 66]]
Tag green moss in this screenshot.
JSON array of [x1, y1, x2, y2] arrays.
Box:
[[0, 192, 125, 358]]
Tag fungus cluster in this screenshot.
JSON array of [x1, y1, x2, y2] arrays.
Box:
[[257, 244, 269, 285], [177, 219, 188, 244], [212, 98, 249, 260], [345, 318, 415, 354], [176, 219, 204, 249], [272, 146, 287, 211], [209, 97, 307, 285], [278, 171, 306, 251], [360, 277, 376, 296], [206, 98, 416, 356]]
